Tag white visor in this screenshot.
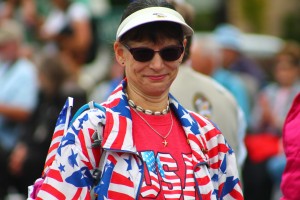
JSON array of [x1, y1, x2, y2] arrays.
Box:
[[116, 7, 194, 40]]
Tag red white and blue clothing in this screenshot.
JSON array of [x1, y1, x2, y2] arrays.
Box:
[[28, 79, 243, 200], [132, 110, 195, 199], [281, 93, 300, 200]]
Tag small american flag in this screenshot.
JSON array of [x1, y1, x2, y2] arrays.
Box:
[[42, 97, 73, 176]]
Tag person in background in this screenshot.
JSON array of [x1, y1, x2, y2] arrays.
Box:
[[6, 54, 87, 198], [169, 1, 246, 169], [213, 24, 266, 128], [0, 19, 39, 199], [243, 41, 300, 200], [0, 0, 51, 60], [0, 0, 38, 23], [214, 23, 267, 96], [28, 0, 243, 199], [210, 38, 251, 126], [89, 57, 124, 103], [38, 0, 96, 80], [280, 92, 300, 200]]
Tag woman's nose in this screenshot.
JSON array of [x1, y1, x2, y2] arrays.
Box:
[[149, 52, 164, 71]]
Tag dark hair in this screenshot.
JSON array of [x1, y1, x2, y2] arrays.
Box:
[[119, 0, 184, 44], [120, 0, 174, 22], [276, 41, 300, 66], [38, 54, 68, 92]]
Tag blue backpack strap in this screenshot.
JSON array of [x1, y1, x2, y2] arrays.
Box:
[[69, 101, 105, 148], [70, 101, 106, 125]]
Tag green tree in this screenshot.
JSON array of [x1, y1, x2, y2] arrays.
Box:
[[241, 0, 266, 33]]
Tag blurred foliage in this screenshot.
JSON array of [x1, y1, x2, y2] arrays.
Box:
[[109, 0, 130, 6], [98, 6, 125, 45], [186, 0, 227, 31], [193, 12, 216, 31], [282, 12, 300, 44], [240, 0, 266, 33]]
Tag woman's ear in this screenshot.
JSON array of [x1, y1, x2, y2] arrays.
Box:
[[114, 41, 125, 66], [183, 38, 187, 48], [180, 38, 188, 62]]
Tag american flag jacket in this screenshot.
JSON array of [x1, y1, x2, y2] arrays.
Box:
[[28, 79, 243, 200]]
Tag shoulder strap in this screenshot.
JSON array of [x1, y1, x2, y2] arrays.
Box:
[[70, 100, 106, 125], [70, 100, 106, 148]]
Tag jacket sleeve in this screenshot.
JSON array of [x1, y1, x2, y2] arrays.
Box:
[[280, 93, 300, 200], [203, 118, 244, 199], [215, 133, 244, 199], [28, 108, 105, 200]]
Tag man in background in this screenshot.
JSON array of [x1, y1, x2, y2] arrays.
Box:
[[0, 19, 39, 198], [170, 1, 247, 169]]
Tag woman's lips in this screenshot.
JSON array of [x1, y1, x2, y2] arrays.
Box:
[[147, 74, 166, 81]]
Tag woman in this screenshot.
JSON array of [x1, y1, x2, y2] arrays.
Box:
[[28, 0, 243, 199], [243, 41, 300, 200], [7, 54, 87, 197]]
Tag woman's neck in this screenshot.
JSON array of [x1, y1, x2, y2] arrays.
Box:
[[126, 85, 169, 112]]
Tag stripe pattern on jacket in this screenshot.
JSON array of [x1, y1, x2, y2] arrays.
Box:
[[31, 79, 243, 200]]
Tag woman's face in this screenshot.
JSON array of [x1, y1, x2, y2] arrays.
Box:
[[0, 40, 18, 61], [115, 38, 185, 97], [274, 54, 299, 87]]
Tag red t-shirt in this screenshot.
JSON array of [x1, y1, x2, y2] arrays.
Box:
[[131, 108, 198, 199]]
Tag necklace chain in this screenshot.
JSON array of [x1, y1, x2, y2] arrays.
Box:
[[132, 108, 173, 147]]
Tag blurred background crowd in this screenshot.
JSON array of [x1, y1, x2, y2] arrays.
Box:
[[0, 0, 299, 200]]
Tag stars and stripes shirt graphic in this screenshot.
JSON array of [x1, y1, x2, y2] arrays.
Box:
[[28, 79, 243, 200]]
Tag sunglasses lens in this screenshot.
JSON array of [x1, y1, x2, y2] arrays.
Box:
[[131, 48, 154, 62], [160, 46, 184, 61], [127, 45, 184, 62]]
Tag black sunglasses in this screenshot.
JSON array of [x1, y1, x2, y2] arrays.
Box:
[[122, 43, 184, 62]]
